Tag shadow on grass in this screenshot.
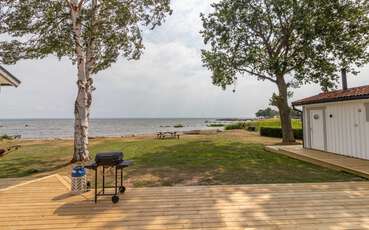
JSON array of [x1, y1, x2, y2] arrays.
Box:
[[51, 139, 369, 228], [0, 157, 70, 178], [124, 140, 365, 187]]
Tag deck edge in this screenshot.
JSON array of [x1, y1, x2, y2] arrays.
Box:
[[0, 174, 58, 192], [265, 145, 369, 179]]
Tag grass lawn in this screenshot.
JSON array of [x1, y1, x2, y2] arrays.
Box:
[[0, 130, 364, 187], [249, 118, 302, 129], [225, 118, 302, 131]]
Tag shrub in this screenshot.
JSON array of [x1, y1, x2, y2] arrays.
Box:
[[173, 124, 184, 128], [0, 135, 12, 141], [293, 128, 303, 140], [260, 127, 303, 140], [207, 123, 225, 127], [224, 122, 246, 130], [224, 118, 302, 132], [247, 126, 257, 132]]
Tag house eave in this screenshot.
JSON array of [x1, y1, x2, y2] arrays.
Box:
[[0, 66, 21, 87], [292, 95, 369, 106]]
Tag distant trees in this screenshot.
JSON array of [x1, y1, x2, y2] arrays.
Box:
[[0, 0, 172, 162], [256, 107, 301, 119], [201, 0, 369, 143], [256, 108, 278, 119]]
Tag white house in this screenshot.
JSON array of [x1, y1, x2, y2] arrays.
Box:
[[0, 65, 21, 88], [292, 85, 369, 160]]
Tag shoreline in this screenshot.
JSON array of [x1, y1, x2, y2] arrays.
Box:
[[0, 118, 227, 140], [4, 128, 224, 141]]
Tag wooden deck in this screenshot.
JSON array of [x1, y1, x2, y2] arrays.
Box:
[[0, 177, 30, 189], [266, 145, 369, 179], [1, 174, 369, 229]]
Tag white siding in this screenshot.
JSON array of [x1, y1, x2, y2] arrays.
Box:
[[305, 100, 369, 160], [303, 107, 310, 148]]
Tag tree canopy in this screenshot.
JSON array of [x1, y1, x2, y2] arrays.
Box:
[[200, 0, 369, 91], [0, 0, 171, 73], [0, 0, 172, 162], [201, 0, 369, 143], [256, 107, 279, 118]]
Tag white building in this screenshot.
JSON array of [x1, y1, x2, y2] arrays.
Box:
[[292, 85, 369, 160], [0, 65, 20, 88]]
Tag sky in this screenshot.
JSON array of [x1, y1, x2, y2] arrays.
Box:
[[0, 0, 368, 119]]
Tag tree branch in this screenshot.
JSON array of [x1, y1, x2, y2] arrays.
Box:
[[78, 0, 85, 9], [64, 0, 72, 8], [86, 0, 98, 75], [248, 3, 274, 58], [239, 67, 277, 83]]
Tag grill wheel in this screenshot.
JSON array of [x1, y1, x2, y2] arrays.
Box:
[[112, 195, 120, 204]]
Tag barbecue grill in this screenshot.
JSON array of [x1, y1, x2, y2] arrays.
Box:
[[85, 152, 132, 203]]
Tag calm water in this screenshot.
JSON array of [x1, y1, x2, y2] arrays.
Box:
[[0, 118, 222, 139]]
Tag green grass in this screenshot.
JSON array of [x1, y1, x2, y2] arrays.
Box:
[[225, 118, 302, 130], [0, 140, 73, 177], [249, 118, 302, 129], [0, 133, 364, 186]]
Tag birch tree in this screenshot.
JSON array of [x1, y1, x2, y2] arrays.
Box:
[[201, 0, 369, 143], [0, 0, 171, 162]]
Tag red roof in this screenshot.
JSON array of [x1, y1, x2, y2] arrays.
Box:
[[292, 85, 369, 106]]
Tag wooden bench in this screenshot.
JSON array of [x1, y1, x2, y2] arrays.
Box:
[[156, 132, 180, 139]]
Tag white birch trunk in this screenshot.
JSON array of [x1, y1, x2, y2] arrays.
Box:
[[70, 1, 91, 162]]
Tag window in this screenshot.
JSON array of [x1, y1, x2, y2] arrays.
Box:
[[365, 103, 369, 122]]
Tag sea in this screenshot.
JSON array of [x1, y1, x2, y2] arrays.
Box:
[[0, 118, 228, 139]]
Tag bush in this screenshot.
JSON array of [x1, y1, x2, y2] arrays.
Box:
[[224, 122, 246, 130], [224, 118, 302, 132], [173, 124, 184, 128], [247, 126, 257, 132], [293, 128, 303, 140], [207, 123, 225, 127], [0, 135, 12, 141], [260, 127, 303, 140]]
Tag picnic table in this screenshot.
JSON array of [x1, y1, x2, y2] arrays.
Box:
[[156, 131, 180, 139]]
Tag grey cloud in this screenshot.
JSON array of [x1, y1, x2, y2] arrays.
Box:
[[0, 0, 368, 119]]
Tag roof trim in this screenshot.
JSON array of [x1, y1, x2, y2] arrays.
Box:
[[292, 94, 369, 106], [0, 65, 21, 87], [292, 85, 369, 106]]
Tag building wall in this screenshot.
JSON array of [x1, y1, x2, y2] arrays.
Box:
[[304, 99, 369, 160], [302, 106, 310, 149]]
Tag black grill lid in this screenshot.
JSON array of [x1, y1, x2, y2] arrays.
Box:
[[95, 152, 123, 166]]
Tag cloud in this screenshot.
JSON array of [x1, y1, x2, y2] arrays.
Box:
[[1, 0, 368, 119]]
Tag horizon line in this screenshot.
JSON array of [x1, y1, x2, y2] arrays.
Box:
[[0, 116, 256, 120]]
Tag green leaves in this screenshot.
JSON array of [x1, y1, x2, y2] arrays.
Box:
[[1, 0, 73, 63], [201, 0, 369, 91], [0, 0, 172, 73]]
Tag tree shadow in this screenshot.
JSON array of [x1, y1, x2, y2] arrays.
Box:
[[125, 140, 365, 187], [51, 140, 369, 228], [53, 181, 369, 229]]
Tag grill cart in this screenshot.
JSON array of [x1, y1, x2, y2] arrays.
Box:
[[85, 152, 132, 203]]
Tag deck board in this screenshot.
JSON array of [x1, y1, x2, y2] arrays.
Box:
[[0, 177, 31, 189], [266, 145, 369, 179], [1, 175, 369, 229]]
